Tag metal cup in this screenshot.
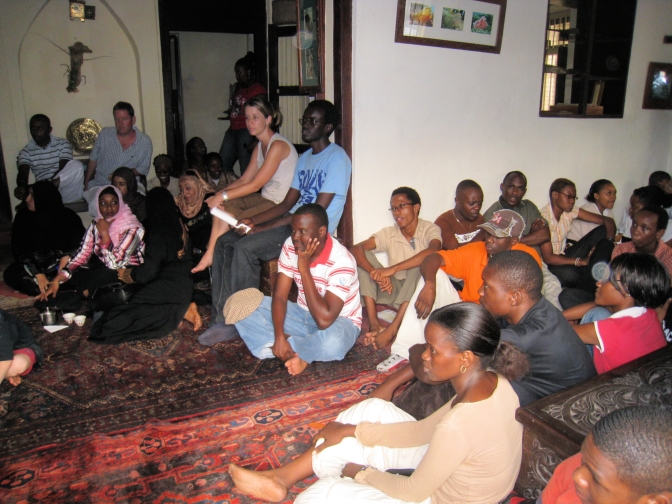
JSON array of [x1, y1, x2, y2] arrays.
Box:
[[40, 308, 57, 325]]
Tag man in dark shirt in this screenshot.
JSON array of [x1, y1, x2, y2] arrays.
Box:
[[371, 250, 595, 417], [479, 250, 595, 405]]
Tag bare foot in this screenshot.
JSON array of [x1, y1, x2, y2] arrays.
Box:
[[372, 325, 397, 350], [191, 251, 213, 273], [363, 325, 383, 346], [285, 355, 309, 376], [184, 302, 203, 330], [8, 376, 22, 386], [228, 463, 288, 502]]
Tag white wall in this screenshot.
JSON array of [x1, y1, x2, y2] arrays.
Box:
[[351, 0, 672, 242], [19, 1, 141, 140], [3, 0, 670, 233], [0, 0, 165, 211], [176, 31, 250, 160]]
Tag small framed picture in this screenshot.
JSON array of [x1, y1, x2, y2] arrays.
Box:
[[395, 0, 507, 54], [297, 0, 323, 93], [643, 62, 672, 110]]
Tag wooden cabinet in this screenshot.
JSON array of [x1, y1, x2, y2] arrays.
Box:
[[515, 345, 672, 498]]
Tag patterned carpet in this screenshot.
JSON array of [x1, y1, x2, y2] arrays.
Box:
[[0, 372, 383, 503], [0, 305, 388, 456], [0, 214, 398, 504], [0, 300, 391, 502]]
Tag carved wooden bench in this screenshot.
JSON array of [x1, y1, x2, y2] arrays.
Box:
[[514, 345, 672, 499]]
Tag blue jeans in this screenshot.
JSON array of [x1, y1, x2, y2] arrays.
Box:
[[219, 127, 255, 176], [581, 306, 611, 323], [211, 224, 293, 323], [235, 297, 359, 364], [581, 306, 611, 356]]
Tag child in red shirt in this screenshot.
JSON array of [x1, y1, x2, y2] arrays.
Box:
[[569, 253, 668, 373]]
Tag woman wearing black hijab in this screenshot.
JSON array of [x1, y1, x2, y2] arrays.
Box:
[[89, 187, 200, 344], [111, 166, 147, 221], [4, 181, 85, 296]]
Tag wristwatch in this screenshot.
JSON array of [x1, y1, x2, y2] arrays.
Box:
[[353, 465, 372, 481], [221, 191, 229, 201]]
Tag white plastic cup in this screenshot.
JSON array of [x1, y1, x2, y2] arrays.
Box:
[[74, 315, 87, 327], [63, 313, 76, 325]]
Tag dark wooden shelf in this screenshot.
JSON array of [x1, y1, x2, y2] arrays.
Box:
[[540, 111, 624, 119]]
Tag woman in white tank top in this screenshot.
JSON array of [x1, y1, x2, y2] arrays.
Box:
[[193, 97, 298, 272]]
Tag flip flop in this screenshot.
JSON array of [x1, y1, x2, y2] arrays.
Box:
[[376, 353, 407, 373]]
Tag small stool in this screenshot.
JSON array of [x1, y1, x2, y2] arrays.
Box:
[[259, 258, 298, 302]]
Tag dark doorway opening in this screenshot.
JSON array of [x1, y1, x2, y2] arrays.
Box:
[[158, 0, 268, 166], [157, 0, 353, 245]]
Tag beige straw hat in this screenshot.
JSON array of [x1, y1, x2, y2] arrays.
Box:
[[223, 288, 264, 324]]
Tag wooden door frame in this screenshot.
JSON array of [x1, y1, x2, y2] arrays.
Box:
[[334, 0, 353, 247], [0, 134, 12, 227]]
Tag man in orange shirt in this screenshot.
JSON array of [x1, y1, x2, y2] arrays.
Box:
[[387, 209, 541, 366]]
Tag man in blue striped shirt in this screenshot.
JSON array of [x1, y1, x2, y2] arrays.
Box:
[[16, 114, 76, 201]]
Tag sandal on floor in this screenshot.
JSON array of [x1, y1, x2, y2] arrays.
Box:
[[377, 353, 407, 373]]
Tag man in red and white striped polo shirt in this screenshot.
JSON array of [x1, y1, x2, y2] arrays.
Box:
[[234, 203, 362, 375]]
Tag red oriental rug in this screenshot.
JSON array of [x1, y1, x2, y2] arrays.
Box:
[[0, 372, 384, 503], [0, 305, 392, 502], [0, 306, 388, 457]]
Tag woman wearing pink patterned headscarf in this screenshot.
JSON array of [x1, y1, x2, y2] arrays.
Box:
[[38, 185, 145, 301]]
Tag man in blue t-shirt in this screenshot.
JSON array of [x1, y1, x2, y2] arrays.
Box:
[[203, 100, 352, 341]]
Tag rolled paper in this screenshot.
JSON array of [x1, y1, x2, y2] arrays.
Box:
[[210, 207, 252, 233]]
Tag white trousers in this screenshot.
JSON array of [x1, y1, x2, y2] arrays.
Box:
[[55, 160, 84, 203], [295, 398, 430, 504], [541, 263, 562, 310], [390, 271, 462, 360]]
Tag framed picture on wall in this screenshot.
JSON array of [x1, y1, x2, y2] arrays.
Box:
[[643, 62, 672, 110], [394, 0, 507, 54], [297, 0, 323, 92]]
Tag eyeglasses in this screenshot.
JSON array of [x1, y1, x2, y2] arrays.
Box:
[[298, 118, 324, 126], [389, 203, 413, 212], [559, 192, 578, 201]]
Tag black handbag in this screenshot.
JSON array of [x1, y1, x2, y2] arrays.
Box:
[[90, 282, 137, 312], [22, 249, 62, 277]]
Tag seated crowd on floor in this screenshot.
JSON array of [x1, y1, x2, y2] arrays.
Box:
[[2, 87, 672, 503]]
